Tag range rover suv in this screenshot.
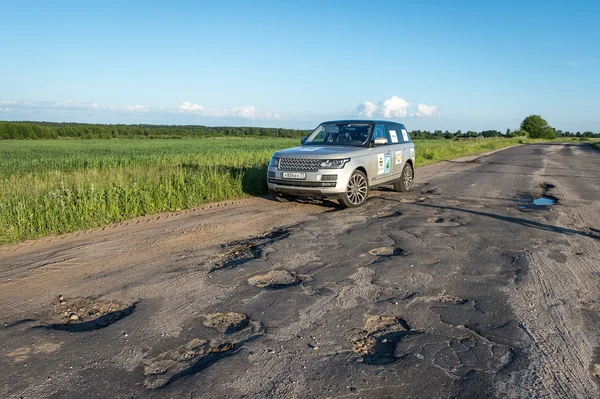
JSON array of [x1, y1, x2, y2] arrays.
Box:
[[267, 120, 416, 207]]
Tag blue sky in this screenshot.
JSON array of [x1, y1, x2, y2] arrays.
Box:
[[1, 0, 598, 131]]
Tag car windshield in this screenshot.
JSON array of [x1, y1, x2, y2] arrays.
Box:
[[304, 123, 372, 147]]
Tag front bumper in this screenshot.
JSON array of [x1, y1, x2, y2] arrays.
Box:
[[267, 167, 352, 198]]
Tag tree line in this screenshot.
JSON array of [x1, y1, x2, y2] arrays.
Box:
[[0, 121, 310, 140], [0, 117, 597, 140]]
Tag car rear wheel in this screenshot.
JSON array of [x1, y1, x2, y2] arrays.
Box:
[[394, 162, 414, 192], [339, 170, 369, 208]]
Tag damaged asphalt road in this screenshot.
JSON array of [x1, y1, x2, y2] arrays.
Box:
[[1, 143, 600, 398]]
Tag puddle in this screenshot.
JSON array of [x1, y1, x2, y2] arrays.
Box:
[[518, 183, 558, 211], [38, 296, 135, 332], [533, 197, 556, 206], [205, 229, 290, 271], [247, 269, 300, 288]]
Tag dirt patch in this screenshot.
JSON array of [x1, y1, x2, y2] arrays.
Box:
[[368, 247, 406, 257], [205, 229, 290, 272], [143, 338, 237, 390], [247, 269, 300, 288], [350, 315, 412, 365], [7, 342, 62, 363], [39, 296, 135, 332], [203, 312, 249, 334]]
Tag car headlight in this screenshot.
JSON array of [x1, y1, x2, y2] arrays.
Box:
[[320, 158, 350, 169], [269, 157, 279, 167]]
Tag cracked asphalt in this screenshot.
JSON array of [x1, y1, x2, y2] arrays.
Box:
[[1, 143, 600, 398]]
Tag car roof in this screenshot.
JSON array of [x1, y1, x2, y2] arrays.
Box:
[[320, 119, 405, 126]]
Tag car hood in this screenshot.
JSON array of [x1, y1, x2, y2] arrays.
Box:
[[273, 145, 366, 159]]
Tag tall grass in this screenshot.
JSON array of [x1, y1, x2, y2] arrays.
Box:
[[0, 137, 551, 243]]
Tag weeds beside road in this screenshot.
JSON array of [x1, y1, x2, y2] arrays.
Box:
[[0, 137, 581, 243]]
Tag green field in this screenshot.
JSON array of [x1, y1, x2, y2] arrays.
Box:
[[0, 137, 547, 243]]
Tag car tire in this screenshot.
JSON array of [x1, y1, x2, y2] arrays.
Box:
[[269, 189, 296, 203], [394, 162, 414, 192], [339, 170, 369, 208]]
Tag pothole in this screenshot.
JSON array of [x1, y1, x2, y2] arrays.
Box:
[[376, 211, 403, 218], [143, 338, 237, 390], [421, 187, 441, 196], [203, 312, 249, 334], [247, 269, 300, 288], [518, 183, 558, 211], [350, 315, 414, 365], [368, 247, 406, 257], [205, 228, 290, 272], [39, 296, 135, 332]]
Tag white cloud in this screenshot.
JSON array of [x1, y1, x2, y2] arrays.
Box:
[[176, 102, 280, 119], [380, 96, 410, 118], [356, 101, 378, 118], [179, 101, 205, 112], [414, 103, 439, 117], [0, 99, 282, 120], [127, 104, 150, 112], [355, 96, 438, 119], [52, 100, 100, 110]]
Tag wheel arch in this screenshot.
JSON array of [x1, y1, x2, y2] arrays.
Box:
[[354, 166, 368, 179]]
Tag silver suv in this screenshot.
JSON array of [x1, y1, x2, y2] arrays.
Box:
[[267, 120, 416, 207]]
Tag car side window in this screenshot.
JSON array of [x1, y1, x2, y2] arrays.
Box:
[[373, 124, 389, 144]]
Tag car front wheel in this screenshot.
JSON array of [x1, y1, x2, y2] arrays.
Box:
[[394, 162, 414, 192], [339, 170, 369, 208]]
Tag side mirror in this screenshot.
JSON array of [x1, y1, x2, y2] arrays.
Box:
[[373, 137, 388, 146], [300, 136, 307, 144]]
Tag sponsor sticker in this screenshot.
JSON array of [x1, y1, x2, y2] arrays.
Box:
[[389, 130, 399, 143], [298, 147, 321, 151], [384, 154, 391, 174], [395, 151, 403, 165], [401, 129, 409, 142], [377, 153, 385, 175], [410, 148, 415, 158]]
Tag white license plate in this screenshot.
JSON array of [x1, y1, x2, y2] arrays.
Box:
[[282, 172, 306, 180]]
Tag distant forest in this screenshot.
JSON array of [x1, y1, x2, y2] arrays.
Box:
[[0, 121, 310, 140], [0, 121, 598, 140]]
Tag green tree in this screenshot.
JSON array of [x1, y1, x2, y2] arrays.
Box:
[[520, 115, 555, 139]]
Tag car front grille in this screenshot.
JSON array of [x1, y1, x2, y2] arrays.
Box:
[[278, 158, 320, 171]]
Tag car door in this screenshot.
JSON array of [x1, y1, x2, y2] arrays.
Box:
[[369, 123, 395, 185], [385, 123, 406, 182]]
